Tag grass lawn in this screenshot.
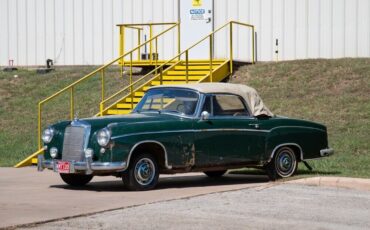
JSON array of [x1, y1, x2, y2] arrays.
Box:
[[0, 59, 369, 178], [230, 58, 370, 178]]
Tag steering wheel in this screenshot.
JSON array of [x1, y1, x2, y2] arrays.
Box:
[[176, 104, 185, 113]]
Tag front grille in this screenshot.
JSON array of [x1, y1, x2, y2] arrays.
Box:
[[62, 126, 85, 161]]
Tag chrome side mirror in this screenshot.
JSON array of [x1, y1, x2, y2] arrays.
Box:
[[200, 111, 210, 121]]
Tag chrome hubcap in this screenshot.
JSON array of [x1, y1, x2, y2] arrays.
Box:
[[275, 148, 296, 177], [134, 158, 155, 186]]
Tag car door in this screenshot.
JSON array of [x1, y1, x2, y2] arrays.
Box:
[[193, 94, 265, 166]]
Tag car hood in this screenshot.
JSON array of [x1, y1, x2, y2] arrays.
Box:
[[80, 112, 183, 129]]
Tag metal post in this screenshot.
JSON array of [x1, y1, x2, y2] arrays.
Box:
[[130, 53, 133, 109], [38, 103, 42, 149], [155, 37, 158, 74], [209, 34, 213, 82], [119, 26, 125, 65], [177, 23, 181, 60], [101, 70, 105, 101], [229, 23, 233, 74], [120, 64, 124, 79], [137, 29, 141, 61], [70, 87, 74, 120], [149, 25, 153, 64], [185, 50, 189, 83], [160, 67, 163, 85], [252, 26, 255, 64]]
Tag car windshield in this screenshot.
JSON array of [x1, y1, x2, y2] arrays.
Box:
[[134, 88, 199, 116]]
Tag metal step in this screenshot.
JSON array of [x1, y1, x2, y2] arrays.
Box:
[[151, 80, 198, 86], [166, 70, 210, 75], [106, 109, 131, 115]]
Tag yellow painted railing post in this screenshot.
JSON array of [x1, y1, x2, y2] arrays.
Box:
[[100, 102, 104, 116], [160, 67, 163, 85], [38, 103, 42, 149], [177, 23, 181, 59], [119, 26, 125, 65], [137, 29, 141, 61], [185, 50, 189, 83], [101, 70, 105, 102], [70, 87, 74, 120], [229, 22, 233, 74], [130, 53, 133, 109], [149, 24, 153, 64], [155, 37, 158, 74], [252, 26, 255, 64], [209, 34, 213, 82]]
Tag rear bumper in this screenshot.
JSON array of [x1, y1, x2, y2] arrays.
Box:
[[320, 148, 334, 157], [37, 155, 127, 174]]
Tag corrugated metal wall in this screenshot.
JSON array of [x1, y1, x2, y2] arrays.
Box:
[[0, 0, 179, 66], [1, 0, 369, 66], [214, 0, 370, 61]]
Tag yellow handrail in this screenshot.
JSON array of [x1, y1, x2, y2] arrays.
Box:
[[99, 21, 255, 114], [117, 22, 179, 63], [37, 23, 180, 149]]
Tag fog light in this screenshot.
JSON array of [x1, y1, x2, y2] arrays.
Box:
[[50, 147, 58, 158], [85, 148, 93, 158]]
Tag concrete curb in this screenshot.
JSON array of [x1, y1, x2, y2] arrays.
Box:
[[286, 177, 370, 192]]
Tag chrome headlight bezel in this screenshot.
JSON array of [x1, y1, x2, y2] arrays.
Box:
[[42, 127, 55, 144], [97, 128, 111, 147]]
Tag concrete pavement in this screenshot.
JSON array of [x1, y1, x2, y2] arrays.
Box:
[[0, 167, 269, 229]]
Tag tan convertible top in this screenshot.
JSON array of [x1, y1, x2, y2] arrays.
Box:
[[152, 83, 274, 117]]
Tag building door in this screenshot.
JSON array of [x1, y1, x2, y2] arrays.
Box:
[[180, 0, 214, 59]]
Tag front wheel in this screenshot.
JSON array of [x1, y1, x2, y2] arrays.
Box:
[[60, 173, 93, 186], [265, 146, 297, 181], [122, 153, 159, 191]]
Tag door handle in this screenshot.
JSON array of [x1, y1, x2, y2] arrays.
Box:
[[248, 124, 260, 129], [206, 17, 211, 23]]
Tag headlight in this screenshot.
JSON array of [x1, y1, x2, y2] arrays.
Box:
[[42, 128, 55, 144], [50, 147, 58, 158], [97, 128, 111, 147]]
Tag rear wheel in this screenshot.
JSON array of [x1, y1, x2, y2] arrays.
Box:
[[122, 153, 159, 191], [204, 170, 227, 178], [266, 146, 297, 181], [60, 174, 93, 186]]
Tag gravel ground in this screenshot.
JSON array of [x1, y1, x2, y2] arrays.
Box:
[[22, 184, 370, 230]]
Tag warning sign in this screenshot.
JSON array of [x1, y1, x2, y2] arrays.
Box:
[[190, 9, 206, 20], [192, 0, 202, 7]]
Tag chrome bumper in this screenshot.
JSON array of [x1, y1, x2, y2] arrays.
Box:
[[320, 148, 334, 157], [37, 155, 127, 174]]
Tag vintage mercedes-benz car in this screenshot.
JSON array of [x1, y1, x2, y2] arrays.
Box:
[[38, 83, 333, 190]]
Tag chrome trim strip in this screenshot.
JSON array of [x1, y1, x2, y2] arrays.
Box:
[[112, 128, 270, 140], [320, 148, 334, 157], [269, 126, 325, 132], [42, 160, 127, 172], [268, 143, 304, 163], [126, 140, 172, 170]]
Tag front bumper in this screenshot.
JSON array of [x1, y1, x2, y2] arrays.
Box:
[[320, 148, 334, 157], [37, 155, 127, 174]]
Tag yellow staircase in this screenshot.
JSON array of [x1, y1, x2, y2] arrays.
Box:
[[105, 60, 228, 115], [15, 21, 255, 167]]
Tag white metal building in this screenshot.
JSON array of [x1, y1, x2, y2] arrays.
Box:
[[1, 0, 369, 66]]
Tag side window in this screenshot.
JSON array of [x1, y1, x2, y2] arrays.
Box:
[[212, 94, 249, 116], [202, 95, 212, 114]]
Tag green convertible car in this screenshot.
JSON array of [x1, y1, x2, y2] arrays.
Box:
[[38, 83, 333, 190]]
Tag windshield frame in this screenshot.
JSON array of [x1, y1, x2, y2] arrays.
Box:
[[132, 87, 202, 118]]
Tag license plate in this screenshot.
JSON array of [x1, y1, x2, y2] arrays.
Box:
[[56, 161, 70, 174]]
